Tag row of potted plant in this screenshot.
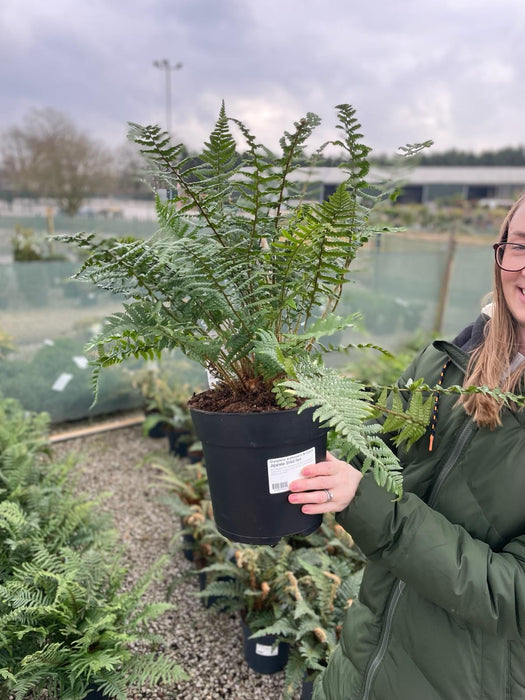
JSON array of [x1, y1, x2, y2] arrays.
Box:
[[148, 448, 365, 699]]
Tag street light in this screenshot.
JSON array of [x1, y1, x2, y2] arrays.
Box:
[[153, 59, 183, 134]]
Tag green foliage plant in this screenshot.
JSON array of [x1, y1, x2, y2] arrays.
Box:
[[58, 102, 433, 497], [196, 517, 365, 697], [0, 327, 15, 360], [199, 540, 299, 629], [0, 395, 187, 700], [131, 360, 198, 438], [146, 451, 220, 564], [59, 102, 399, 388], [250, 538, 364, 699], [12, 224, 67, 262]]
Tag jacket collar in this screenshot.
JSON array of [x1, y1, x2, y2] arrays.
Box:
[[432, 313, 490, 374], [432, 340, 469, 373]]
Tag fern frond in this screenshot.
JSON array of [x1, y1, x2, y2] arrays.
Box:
[[122, 651, 188, 687], [282, 648, 307, 700], [319, 104, 371, 189], [281, 366, 403, 497], [247, 618, 297, 640]]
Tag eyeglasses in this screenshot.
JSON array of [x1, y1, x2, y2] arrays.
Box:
[[493, 242, 525, 272]]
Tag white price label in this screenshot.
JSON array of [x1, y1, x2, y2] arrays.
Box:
[[206, 369, 220, 389], [51, 373, 73, 392], [255, 643, 279, 657], [72, 355, 89, 369], [267, 447, 316, 494]]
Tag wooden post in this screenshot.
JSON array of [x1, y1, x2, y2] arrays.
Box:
[[46, 207, 55, 235], [433, 232, 457, 335], [46, 207, 55, 256]]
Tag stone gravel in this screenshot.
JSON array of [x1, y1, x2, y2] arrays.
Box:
[[51, 425, 299, 700]]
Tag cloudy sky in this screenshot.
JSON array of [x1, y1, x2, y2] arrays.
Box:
[[2, 0, 525, 157]]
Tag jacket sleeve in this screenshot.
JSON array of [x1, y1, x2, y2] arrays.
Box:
[[337, 473, 525, 640]]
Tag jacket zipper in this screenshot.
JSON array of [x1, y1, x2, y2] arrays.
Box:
[[427, 421, 474, 508], [359, 419, 475, 700], [360, 579, 406, 700]]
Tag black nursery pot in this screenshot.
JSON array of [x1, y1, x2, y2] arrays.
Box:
[[301, 675, 315, 700], [147, 422, 167, 439], [241, 618, 289, 675], [180, 517, 195, 562], [189, 406, 327, 545], [83, 686, 109, 700]]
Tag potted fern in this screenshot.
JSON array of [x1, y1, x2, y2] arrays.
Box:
[[198, 540, 294, 674], [131, 362, 198, 455], [60, 102, 425, 544], [247, 522, 365, 698]]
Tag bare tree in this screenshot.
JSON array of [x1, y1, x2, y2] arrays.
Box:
[[1, 108, 115, 215], [113, 141, 152, 197]]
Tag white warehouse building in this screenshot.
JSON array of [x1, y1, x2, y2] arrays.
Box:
[[293, 166, 525, 205]]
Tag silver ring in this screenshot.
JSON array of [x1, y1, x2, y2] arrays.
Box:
[[324, 489, 334, 503]]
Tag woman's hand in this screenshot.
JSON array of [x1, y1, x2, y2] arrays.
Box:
[[288, 452, 363, 514]]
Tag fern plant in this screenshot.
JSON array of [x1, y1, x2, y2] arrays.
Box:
[[249, 544, 364, 699], [0, 394, 187, 700], [195, 516, 365, 698], [60, 102, 392, 394], [56, 101, 432, 496]]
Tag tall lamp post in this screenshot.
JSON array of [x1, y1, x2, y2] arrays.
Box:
[[153, 59, 183, 134]]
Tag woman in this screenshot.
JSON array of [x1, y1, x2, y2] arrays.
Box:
[[289, 193, 525, 700]]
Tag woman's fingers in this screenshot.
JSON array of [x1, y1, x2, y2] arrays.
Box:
[[289, 486, 337, 514], [288, 486, 332, 504], [289, 455, 340, 491], [288, 454, 363, 514]]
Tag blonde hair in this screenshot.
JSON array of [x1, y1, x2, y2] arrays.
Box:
[[459, 192, 525, 427]]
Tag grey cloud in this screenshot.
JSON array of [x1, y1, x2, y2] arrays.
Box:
[[1, 0, 525, 155]]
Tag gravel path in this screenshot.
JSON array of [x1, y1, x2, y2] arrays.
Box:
[[51, 425, 296, 700]]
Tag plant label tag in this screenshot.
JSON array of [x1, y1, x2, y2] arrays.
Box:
[[51, 372, 73, 392], [72, 355, 89, 369], [206, 369, 220, 389], [255, 643, 279, 657], [267, 447, 316, 494]]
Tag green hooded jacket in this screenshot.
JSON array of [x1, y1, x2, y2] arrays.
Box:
[[315, 319, 525, 700]]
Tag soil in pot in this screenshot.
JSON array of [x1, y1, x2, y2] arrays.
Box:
[[189, 402, 327, 545]]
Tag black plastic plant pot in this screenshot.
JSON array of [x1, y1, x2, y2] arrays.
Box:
[[179, 517, 195, 562], [147, 422, 167, 439], [168, 429, 192, 456], [241, 618, 289, 675], [189, 406, 327, 545], [83, 685, 109, 700], [301, 674, 315, 700]]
